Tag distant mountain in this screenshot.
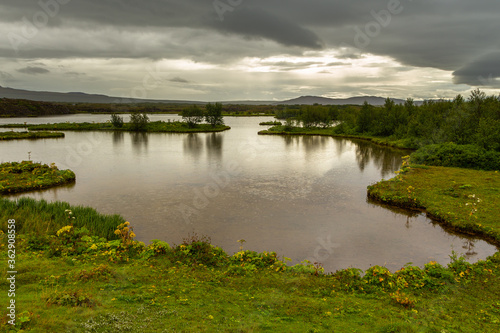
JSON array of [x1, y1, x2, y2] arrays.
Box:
[[276, 95, 407, 106], [0, 86, 202, 104], [0, 86, 412, 106]]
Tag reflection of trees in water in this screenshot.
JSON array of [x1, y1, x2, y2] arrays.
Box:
[[206, 133, 223, 161], [113, 132, 124, 145], [183, 133, 203, 158], [131, 132, 148, 152], [353, 140, 403, 177], [283, 136, 330, 154]]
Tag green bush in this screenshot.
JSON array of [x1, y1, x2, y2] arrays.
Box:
[[411, 143, 500, 170], [110, 113, 124, 128]]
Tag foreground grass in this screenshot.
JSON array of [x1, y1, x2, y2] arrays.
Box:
[[0, 197, 123, 240], [0, 161, 75, 195], [5, 121, 231, 133], [367, 162, 500, 244], [0, 195, 499, 332], [259, 125, 416, 149], [0, 131, 64, 140]]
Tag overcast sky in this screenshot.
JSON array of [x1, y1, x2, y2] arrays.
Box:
[[0, 0, 499, 101]]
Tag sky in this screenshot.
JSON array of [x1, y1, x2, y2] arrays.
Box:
[[0, 0, 499, 102]]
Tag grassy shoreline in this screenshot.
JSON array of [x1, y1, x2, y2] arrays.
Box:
[[0, 121, 230, 133], [0, 131, 64, 140], [258, 125, 416, 150], [367, 164, 500, 246]]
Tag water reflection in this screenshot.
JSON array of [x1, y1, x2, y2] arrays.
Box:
[[463, 240, 477, 256], [131, 132, 148, 152], [353, 140, 404, 177], [206, 133, 223, 161], [183, 133, 203, 159], [113, 132, 124, 145]]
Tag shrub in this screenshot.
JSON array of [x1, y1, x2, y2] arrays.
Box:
[[129, 112, 149, 131], [411, 143, 500, 170], [110, 113, 124, 128], [182, 105, 204, 128]]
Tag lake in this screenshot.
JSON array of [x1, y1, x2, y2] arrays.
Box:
[[1, 114, 497, 272]]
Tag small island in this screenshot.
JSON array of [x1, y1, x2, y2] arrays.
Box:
[[0, 131, 65, 141], [0, 161, 75, 194]]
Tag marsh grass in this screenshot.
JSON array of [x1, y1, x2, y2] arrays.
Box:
[[0, 131, 64, 140], [0, 197, 123, 239]]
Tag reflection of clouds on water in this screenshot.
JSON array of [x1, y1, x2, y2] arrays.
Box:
[[240, 174, 316, 201]]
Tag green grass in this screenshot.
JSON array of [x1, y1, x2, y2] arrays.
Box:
[[0, 197, 123, 240], [0, 131, 64, 140], [368, 164, 500, 244], [0, 161, 75, 195], [17, 121, 230, 133]]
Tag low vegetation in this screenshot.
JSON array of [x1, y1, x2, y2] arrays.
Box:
[[0, 161, 75, 195], [0, 98, 73, 117], [368, 157, 500, 243], [259, 121, 282, 126], [0, 131, 64, 140]]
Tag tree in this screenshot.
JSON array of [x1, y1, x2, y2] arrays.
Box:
[[205, 102, 224, 127], [129, 112, 149, 131], [110, 113, 124, 128], [182, 105, 204, 128]]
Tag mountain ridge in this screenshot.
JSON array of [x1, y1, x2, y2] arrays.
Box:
[[0, 85, 413, 106]]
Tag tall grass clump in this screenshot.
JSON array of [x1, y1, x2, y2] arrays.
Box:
[[0, 198, 123, 240]]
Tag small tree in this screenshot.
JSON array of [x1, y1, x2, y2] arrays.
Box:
[[129, 112, 149, 131], [110, 113, 124, 128], [205, 102, 224, 127], [182, 105, 204, 128]]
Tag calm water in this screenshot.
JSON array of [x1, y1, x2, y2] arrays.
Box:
[[1, 114, 497, 272]]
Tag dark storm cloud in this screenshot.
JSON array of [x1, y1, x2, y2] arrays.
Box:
[[1, 0, 499, 87], [17, 66, 50, 75], [452, 52, 500, 87], [213, 7, 322, 49]]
